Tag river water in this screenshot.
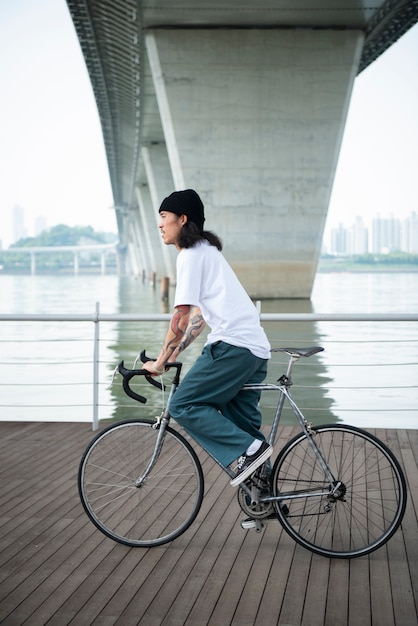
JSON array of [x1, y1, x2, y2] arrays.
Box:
[[0, 272, 417, 429]]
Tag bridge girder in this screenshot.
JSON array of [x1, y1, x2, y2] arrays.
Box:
[[66, 0, 418, 293]]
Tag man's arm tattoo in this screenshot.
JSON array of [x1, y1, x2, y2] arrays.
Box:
[[161, 305, 190, 360], [176, 307, 205, 354]]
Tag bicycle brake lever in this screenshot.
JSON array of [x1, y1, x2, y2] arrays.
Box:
[[107, 363, 119, 388], [133, 350, 151, 368]]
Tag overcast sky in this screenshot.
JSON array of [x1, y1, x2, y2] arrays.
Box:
[[326, 20, 418, 234], [1, 0, 417, 248]]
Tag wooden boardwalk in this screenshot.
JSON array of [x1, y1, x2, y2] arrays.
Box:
[[0, 422, 417, 626]]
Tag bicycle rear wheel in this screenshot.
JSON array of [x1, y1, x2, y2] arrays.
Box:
[[78, 419, 204, 547], [271, 424, 407, 558]]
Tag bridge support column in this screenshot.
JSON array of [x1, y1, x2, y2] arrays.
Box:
[[141, 145, 176, 281], [146, 28, 363, 298], [127, 209, 146, 277], [135, 185, 161, 280]]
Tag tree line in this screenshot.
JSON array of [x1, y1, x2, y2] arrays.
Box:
[[0, 225, 117, 272]]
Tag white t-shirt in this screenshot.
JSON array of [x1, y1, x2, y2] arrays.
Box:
[[174, 241, 271, 359]]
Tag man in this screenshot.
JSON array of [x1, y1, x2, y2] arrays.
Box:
[[142, 189, 272, 486]]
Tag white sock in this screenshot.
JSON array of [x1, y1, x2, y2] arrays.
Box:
[[246, 439, 262, 457]]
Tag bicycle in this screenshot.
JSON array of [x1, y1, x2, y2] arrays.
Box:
[[78, 346, 407, 558]]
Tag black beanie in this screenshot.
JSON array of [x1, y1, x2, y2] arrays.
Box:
[[159, 189, 205, 231]]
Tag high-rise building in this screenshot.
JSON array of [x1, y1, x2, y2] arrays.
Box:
[[34, 215, 47, 237], [371, 215, 401, 254], [329, 223, 347, 255], [12, 205, 27, 243], [347, 216, 368, 254], [401, 212, 418, 254]]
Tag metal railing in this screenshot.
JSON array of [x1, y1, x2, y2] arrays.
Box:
[[0, 305, 417, 430], [1, 243, 118, 275]]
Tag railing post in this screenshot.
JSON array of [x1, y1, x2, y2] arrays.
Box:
[[92, 302, 100, 430], [161, 276, 169, 301]]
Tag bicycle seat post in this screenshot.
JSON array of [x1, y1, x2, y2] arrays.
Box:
[[284, 353, 300, 384]]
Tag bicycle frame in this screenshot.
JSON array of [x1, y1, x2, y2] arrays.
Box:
[[81, 347, 406, 555], [239, 352, 338, 504], [140, 349, 338, 505]]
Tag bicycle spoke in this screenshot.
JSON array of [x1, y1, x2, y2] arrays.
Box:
[[272, 424, 406, 558], [79, 420, 204, 547]]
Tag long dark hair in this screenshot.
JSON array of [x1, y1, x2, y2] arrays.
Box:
[[178, 222, 222, 251]]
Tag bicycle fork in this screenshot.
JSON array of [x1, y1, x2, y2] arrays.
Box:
[[134, 413, 170, 487], [134, 377, 180, 487]]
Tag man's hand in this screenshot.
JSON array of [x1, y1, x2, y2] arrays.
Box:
[[142, 360, 165, 376]]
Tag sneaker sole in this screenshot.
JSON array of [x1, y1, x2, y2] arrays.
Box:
[[240, 516, 277, 529], [230, 446, 273, 487]]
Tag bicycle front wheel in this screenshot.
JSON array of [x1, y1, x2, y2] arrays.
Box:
[[271, 424, 407, 558], [78, 419, 204, 547]]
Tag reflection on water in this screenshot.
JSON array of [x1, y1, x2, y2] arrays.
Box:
[[0, 273, 417, 429], [259, 298, 336, 425]]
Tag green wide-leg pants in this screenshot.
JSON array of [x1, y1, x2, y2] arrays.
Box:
[[168, 341, 268, 467]]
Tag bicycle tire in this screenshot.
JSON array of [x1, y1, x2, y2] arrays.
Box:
[[271, 424, 407, 558], [78, 419, 204, 547]]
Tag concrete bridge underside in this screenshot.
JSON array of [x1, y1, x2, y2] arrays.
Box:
[[66, 0, 418, 298]]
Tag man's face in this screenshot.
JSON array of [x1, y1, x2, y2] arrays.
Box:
[[158, 211, 185, 248]]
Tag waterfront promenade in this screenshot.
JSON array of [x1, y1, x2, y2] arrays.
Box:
[[0, 422, 417, 625]]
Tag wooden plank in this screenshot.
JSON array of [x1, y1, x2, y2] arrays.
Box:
[[273, 542, 313, 626], [208, 531, 278, 626], [324, 559, 350, 626], [117, 464, 238, 625], [45, 542, 134, 625], [348, 557, 371, 626], [184, 518, 268, 626], [230, 528, 287, 625], [301, 554, 330, 626], [253, 533, 296, 625], [396, 429, 418, 613], [66, 545, 166, 626], [66, 457, 232, 625], [406, 429, 418, 465], [0, 423, 417, 626]]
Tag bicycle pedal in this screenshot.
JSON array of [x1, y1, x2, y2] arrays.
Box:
[[240, 518, 265, 532]]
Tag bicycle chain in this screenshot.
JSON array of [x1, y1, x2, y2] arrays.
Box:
[[275, 478, 333, 518]]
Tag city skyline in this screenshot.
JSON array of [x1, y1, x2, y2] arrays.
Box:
[[326, 211, 418, 255], [6, 203, 417, 254]]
